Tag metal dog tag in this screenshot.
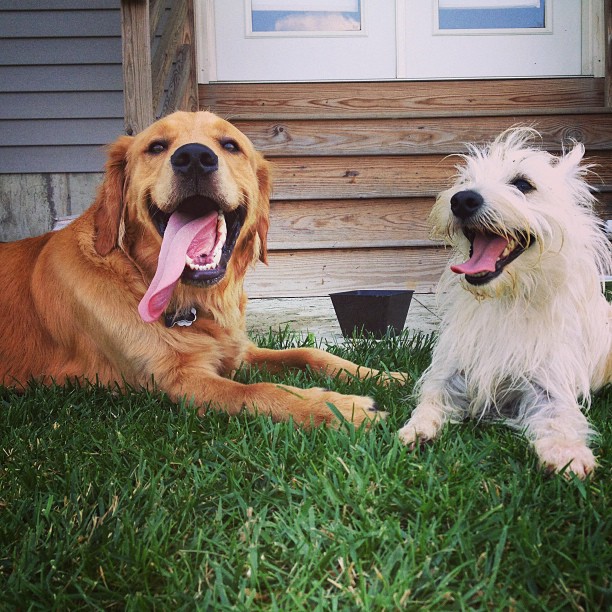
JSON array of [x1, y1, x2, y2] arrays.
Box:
[[164, 307, 197, 328]]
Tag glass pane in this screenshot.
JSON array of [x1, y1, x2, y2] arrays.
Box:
[[438, 0, 545, 30], [251, 0, 362, 33]]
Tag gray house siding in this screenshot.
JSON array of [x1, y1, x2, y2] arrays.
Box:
[[0, 0, 124, 241]]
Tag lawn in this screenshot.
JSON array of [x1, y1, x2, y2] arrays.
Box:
[[1, 330, 610, 610]]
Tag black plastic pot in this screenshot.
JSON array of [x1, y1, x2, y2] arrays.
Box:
[[330, 289, 413, 338]]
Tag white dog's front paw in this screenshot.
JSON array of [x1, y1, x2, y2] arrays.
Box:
[[534, 438, 596, 479], [398, 412, 443, 448]]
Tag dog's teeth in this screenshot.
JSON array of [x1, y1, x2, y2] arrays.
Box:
[[217, 212, 226, 233], [500, 238, 516, 259], [185, 255, 220, 271], [187, 262, 219, 271]]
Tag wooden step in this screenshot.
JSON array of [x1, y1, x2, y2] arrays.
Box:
[[200, 78, 605, 119], [234, 113, 612, 157]]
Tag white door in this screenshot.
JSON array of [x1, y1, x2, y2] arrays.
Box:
[[206, 0, 397, 81], [401, 0, 584, 79], [198, 0, 601, 82]]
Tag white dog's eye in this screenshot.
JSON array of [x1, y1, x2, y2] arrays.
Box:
[[511, 178, 534, 194]]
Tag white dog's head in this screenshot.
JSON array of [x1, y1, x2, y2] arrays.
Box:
[[432, 128, 604, 300]]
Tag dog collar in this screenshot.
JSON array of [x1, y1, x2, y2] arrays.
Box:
[[164, 307, 197, 328]]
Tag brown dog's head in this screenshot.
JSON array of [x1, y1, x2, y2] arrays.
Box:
[[94, 111, 271, 322]]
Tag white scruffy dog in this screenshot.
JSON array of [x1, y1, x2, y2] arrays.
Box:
[[398, 128, 611, 479]]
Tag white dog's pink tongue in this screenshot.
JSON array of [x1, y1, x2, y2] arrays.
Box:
[[451, 234, 509, 276], [138, 210, 218, 323]]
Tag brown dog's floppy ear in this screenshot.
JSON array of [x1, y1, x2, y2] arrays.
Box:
[[255, 156, 272, 264], [93, 135, 133, 256]]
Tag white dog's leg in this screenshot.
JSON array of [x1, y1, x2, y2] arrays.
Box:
[[519, 388, 596, 479], [398, 397, 451, 447], [398, 371, 468, 447]]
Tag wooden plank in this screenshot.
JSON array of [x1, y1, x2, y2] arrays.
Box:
[[266, 195, 612, 251], [244, 246, 448, 298], [178, 0, 199, 113], [237, 114, 612, 157], [266, 153, 612, 201], [589, 154, 612, 191], [151, 0, 187, 113], [162, 3, 198, 115], [121, 0, 154, 135], [268, 155, 454, 200], [0, 10, 120, 38], [201, 78, 605, 120], [595, 193, 612, 220], [149, 0, 165, 42], [150, 0, 197, 117], [267, 198, 434, 250], [159, 44, 197, 116]]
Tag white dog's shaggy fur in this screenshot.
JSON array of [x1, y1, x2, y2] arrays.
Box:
[[398, 128, 612, 478]]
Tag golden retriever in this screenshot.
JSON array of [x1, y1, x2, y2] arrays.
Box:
[[0, 111, 403, 426]]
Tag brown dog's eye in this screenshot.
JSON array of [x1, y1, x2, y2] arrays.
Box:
[[148, 141, 168, 155], [221, 139, 240, 154]]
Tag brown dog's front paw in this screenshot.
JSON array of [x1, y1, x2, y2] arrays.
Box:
[[307, 389, 387, 428], [380, 371, 409, 386]]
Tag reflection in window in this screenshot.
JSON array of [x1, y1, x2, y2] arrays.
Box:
[[251, 0, 362, 33], [438, 0, 545, 30]]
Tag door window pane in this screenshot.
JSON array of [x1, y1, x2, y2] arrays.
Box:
[[438, 0, 545, 30], [251, 0, 362, 33]]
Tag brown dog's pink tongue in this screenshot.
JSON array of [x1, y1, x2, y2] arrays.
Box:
[[138, 210, 217, 323], [451, 234, 508, 276]]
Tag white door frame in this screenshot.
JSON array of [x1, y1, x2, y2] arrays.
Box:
[[195, 0, 604, 83], [196, 0, 217, 83]]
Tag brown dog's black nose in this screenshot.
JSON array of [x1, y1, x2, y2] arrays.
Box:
[[450, 190, 484, 220], [171, 143, 218, 176]]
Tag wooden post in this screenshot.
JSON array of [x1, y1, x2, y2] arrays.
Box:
[[151, 0, 199, 117], [121, 0, 154, 135], [181, 0, 199, 113], [606, 0, 612, 107]]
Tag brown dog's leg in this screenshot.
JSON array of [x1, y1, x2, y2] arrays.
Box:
[[168, 374, 382, 427], [244, 344, 407, 385]]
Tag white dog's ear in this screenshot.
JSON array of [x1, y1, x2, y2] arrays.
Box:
[[556, 141, 585, 173]]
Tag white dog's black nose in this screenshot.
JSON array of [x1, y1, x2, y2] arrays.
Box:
[[451, 190, 484, 220], [171, 143, 218, 176]]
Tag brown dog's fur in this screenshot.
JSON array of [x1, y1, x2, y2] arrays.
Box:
[[0, 111, 402, 426]]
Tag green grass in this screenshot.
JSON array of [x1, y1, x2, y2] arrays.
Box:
[[1, 330, 610, 610]]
